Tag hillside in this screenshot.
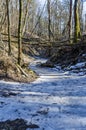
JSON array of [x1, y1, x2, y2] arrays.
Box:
[[40, 40, 86, 74], [0, 40, 37, 83]]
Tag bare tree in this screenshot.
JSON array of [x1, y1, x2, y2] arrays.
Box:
[[18, 0, 22, 65], [68, 0, 72, 39], [47, 0, 51, 41], [6, 0, 11, 55], [74, 0, 81, 42]]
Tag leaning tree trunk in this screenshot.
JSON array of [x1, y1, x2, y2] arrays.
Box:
[[6, 0, 11, 55], [22, 0, 30, 37], [74, 0, 81, 43], [18, 0, 22, 65]]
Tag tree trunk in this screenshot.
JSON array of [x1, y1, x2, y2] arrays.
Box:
[[18, 0, 22, 65], [74, 0, 81, 42], [6, 0, 11, 55], [85, 14, 86, 32], [22, 0, 30, 37], [47, 0, 51, 41], [68, 0, 72, 40]]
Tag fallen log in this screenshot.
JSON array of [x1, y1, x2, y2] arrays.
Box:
[[16, 64, 28, 77]]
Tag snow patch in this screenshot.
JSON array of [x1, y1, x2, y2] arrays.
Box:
[[0, 58, 86, 129]]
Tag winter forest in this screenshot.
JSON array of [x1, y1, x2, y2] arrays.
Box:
[[0, 0, 86, 129]]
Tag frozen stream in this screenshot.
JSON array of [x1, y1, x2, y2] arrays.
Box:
[[0, 58, 86, 130]]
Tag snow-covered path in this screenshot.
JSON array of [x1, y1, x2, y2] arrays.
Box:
[[0, 58, 86, 130]]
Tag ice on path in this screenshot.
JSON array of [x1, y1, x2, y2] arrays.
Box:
[[0, 58, 86, 130]]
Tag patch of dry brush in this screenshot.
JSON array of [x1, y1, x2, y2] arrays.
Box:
[[0, 42, 37, 83]]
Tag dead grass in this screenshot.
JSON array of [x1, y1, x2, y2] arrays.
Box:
[[0, 41, 37, 83]]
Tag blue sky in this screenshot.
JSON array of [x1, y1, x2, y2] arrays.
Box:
[[38, 0, 86, 14], [83, 2, 86, 14]]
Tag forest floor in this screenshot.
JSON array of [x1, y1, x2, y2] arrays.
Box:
[[0, 36, 86, 129], [43, 41, 86, 69], [0, 38, 37, 83], [0, 57, 86, 130]]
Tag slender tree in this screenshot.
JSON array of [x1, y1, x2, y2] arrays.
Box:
[[47, 0, 51, 41], [22, 0, 30, 36], [68, 0, 72, 40], [6, 0, 11, 55], [85, 14, 86, 31], [18, 0, 22, 65], [74, 0, 81, 42]]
